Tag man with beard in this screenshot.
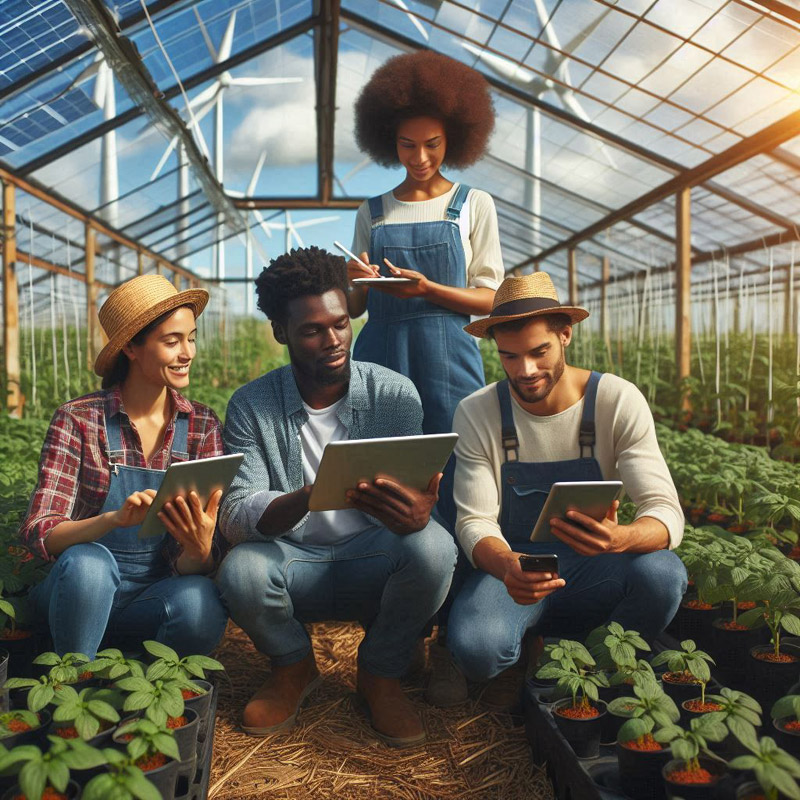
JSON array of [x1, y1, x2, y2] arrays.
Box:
[[216, 247, 456, 747], [437, 272, 686, 708]]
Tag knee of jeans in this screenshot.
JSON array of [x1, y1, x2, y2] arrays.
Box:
[[400, 521, 458, 586], [628, 550, 688, 608], [448, 617, 519, 682], [165, 577, 227, 655], [57, 543, 120, 591], [216, 544, 279, 612]]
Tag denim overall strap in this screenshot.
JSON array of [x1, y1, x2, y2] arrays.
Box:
[[368, 195, 384, 225], [445, 183, 471, 221], [498, 376, 605, 543]]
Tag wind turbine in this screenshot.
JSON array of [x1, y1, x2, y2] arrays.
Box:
[[150, 7, 302, 280], [463, 2, 615, 252]]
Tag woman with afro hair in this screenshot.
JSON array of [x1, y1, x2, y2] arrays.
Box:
[[348, 50, 504, 530]]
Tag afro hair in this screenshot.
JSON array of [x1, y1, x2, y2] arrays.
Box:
[[255, 246, 348, 325], [354, 50, 495, 169]]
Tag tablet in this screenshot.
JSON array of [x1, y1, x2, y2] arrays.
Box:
[[352, 277, 418, 285], [308, 433, 458, 511], [138, 453, 244, 538], [530, 481, 623, 542]]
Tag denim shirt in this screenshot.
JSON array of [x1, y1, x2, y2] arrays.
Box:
[[219, 360, 424, 546]]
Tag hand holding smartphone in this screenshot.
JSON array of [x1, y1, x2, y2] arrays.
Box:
[[518, 553, 559, 575]]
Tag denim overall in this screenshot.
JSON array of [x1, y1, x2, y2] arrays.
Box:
[[497, 371, 603, 543], [354, 184, 485, 529], [96, 410, 190, 600]]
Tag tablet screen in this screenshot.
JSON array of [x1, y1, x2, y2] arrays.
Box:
[[530, 481, 623, 542]]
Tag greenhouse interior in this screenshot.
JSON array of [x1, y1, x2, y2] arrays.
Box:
[[2, 0, 800, 798]]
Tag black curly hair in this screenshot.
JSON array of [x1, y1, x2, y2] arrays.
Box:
[[255, 246, 348, 325], [354, 50, 495, 169]]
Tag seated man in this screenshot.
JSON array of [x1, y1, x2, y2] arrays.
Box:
[[443, 271, 687, 705], [216, 247, 457, 748]]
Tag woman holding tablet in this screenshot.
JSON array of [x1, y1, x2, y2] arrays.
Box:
[[20, 274, 227, 658], [348, 50, 504, 527]]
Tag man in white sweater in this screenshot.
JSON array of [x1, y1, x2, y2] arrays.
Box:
[[438, 272, 686, 707]]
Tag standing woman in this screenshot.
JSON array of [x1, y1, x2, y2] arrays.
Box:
[[348, 50, 504, 528], [20, 275, 228, 658]]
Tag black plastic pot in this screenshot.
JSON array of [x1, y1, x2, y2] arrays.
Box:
[[550, 698, 606, 759], [661, 672, 702, 707], [668, 598, 720, 644], [139, 757, 178, 800], [736, 781, 767, 799], [1, 778, 81, 799], [170, 707, 199, 762], [600, 708, 628, 746], [615, 739, 670, 800], [183, 680, 213, 741], [747, 644, 800, 708], [48, 718, 117, 748], [661, 756, 727, 799], [680, 696, 724, 724], [0, 709, 50, 749], [773, 716, 800, 758], [710, 618, 769, 686]]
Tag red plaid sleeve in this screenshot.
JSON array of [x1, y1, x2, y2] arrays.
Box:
[[19, 407, 86, 561]]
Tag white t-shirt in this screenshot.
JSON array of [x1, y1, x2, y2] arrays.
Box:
[[290, 397, 371, 546], [352, 184, 504, 290], [452, 373, 685, 564]]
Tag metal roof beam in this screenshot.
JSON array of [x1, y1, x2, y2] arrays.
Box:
[[515, 109, 800, 270]]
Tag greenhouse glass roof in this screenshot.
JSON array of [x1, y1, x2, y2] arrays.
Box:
[[1, 0, 799, 295]]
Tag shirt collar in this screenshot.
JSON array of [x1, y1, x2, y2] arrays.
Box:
[[279, 359, 370, 415], [104, 385, 192, 419]]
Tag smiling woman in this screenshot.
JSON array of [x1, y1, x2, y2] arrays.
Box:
[[18, 274, 228, 660]]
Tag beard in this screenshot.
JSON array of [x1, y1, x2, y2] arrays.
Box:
[[508, 346, 565, 404], [315, 352, 351, 385]]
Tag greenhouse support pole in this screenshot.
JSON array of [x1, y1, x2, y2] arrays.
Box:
[[601, 255, 612, 369], [676, 188, 691, 411], [568, 248, 578, 306], [85, 224, 100, 370], [137, 250, 144, 276], [2, 182, 21, 417]]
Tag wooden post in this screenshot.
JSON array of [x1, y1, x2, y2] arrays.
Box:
[[676, 188, 692, 411], [85, 225, 102, 369], [2, 182, 21, 416], [568, 248, 578, 306], [173, 271, 181, 291], [137, 250, 144, 276], [601, 255, 612, 370]]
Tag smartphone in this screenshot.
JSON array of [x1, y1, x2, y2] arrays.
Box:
[[519, 554, 559, 574]]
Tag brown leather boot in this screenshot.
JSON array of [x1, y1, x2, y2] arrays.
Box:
[[356, 667, 426, 748], [241, 653, 321, 735]]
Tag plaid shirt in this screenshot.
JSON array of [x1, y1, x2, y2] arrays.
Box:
[[19, 387, 223, 569]]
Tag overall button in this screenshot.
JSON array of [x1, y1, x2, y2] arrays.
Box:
[[507, 476, 517, 485]]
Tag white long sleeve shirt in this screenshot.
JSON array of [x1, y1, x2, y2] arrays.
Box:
[[452, 372, 684, 565]]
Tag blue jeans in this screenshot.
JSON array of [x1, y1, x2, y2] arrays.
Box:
[[216, 522, 457, 678], [448, 542, 687, 682], [29, 542, 228, 658]]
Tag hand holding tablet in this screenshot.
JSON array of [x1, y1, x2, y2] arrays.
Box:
[[530, 481, 623, 542]]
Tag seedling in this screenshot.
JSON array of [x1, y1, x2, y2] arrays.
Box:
[[652, 639, 715, 703], [770, 694, 800, 730], [114, 718, 180, 768], [655, 714, 728, 778], [89, 648, 146, 681], [585, 622, 651, 672], [729, 736, 800, 800], [608, 680, 680, 749], [80, 749, 161, 800], [4, 674, 69, 713], [704, 688, 762, 745], [739, 586, 800, 661], [0, 735, 106, 800], [52, 685, 121, 740], [31, 652, 95, 684], [0, 711, 40, 739], [536, 639, 608, 714], [114, 676, 190, 728], [142, 640, 224, 682]]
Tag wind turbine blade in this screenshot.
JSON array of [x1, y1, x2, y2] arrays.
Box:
[[247, 151, 268, 196], [218, 11, 238, 64], [188, 82, 222, 112], [291, 226, 304, 248], [150, 136, 179, 181], [390, 0, 429, 41], [253, 209, 273, 239], [561, 92, 617, 168], [230, 77, 303, 86], [68, 57, 102, 91], [461, 42, 535, 87], [341, 156, 372, 185], [193, 7, 217, 62]]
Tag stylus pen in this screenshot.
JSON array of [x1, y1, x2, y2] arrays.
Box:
[[334, 241, 379, 274]]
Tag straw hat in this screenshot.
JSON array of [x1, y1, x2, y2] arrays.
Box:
[[94, 274, 209, 377], [464, 271, 589, 338]]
